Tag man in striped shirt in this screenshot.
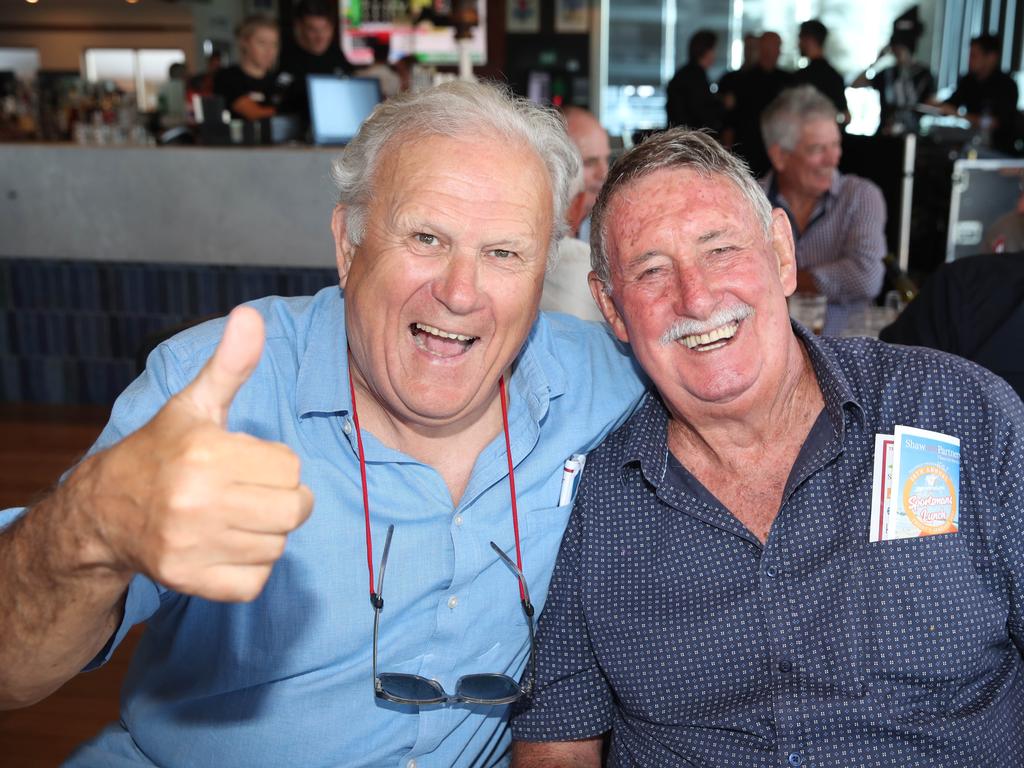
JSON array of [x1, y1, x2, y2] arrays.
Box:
[[760, 85, 886, 336]]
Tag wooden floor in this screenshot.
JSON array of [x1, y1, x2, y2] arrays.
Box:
[[0, 403, 142, 767]]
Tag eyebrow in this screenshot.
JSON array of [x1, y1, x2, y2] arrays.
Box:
[[623, 250, 661, 271], [697, 228, 729, 243]]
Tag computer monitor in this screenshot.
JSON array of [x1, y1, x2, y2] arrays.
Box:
[[307, 75, 381, 146]]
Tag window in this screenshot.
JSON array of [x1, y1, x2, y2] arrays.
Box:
[[84, 48, 185, 110], [0, 47, 41, 82]]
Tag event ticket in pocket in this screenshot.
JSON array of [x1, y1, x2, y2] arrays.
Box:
[[869, 426, 960, 542]]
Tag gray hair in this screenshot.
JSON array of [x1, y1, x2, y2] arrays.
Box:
[[589, 128, 773, 288], [329, 80, 580, 261], [760, 84, 838, 152]]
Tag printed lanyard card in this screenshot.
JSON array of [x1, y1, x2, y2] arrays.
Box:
[[870, 425, 960, 542]]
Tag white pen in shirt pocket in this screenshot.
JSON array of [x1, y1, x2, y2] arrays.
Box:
[[558, 453, 587, 507]]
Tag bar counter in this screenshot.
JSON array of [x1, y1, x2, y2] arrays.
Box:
[[0, 143, 341, 268]]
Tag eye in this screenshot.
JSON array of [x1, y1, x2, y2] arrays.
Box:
[[638, 266, 663, 279], [414, 233, 438, 246], [490, 248, 516, 260]]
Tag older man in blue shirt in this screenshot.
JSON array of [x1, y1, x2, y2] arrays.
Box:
[[512, 129, 1024, 767], [0, 82, 645, 767]]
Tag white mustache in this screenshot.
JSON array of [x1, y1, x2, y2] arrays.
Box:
[[660, 304, 754, 346]]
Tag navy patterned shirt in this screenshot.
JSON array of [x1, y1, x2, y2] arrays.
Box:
[[512, 326, 1024, 767]]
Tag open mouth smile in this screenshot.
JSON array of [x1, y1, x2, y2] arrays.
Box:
[[411, 322, 479, 358], [677, 320, 741, 352]]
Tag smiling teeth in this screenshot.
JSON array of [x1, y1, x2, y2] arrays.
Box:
[[679, 321, 740, 350], [414, 323, 476, 342]]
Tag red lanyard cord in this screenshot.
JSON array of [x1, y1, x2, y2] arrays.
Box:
[[349, 369, 525, 603], [498, 376, 526, 602], [348, 367, 375, 600]]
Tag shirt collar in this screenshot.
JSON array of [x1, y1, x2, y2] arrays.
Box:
[[294, 290, 568, 422], [617, 321, 864, 482]]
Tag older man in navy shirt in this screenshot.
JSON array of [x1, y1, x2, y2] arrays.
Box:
[[512, 129, 1024, 767]]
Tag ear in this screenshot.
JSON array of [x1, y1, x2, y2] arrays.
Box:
[[589, 271, 630, 343], [331, 205, 357, 289], [766, 143, 788, 173], [769, 207, 798, 296]]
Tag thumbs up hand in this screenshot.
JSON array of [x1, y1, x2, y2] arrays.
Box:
[[80, 307, 314, 602]]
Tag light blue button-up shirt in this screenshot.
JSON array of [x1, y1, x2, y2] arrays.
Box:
[[1, 286, 644, 767]]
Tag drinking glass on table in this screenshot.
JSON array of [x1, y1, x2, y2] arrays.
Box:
[[788, 292, 827, 335]]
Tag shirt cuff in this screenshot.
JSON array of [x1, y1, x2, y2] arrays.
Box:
[[83, 573, 162, 671]]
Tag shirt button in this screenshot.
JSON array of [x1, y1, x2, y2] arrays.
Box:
[[447, 596, 459, 609], [765, 567, 778, 578], [778, 660, 793, 673], [788, 753, 803, 766], [342, 420, 352, 435], [407, 760, 417, 768], [453, 514, 464, 526]]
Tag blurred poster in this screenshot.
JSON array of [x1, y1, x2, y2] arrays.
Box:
[[341, 0, 487, 66], [507, 0, 540, 34], [555, 0, 588, 33]]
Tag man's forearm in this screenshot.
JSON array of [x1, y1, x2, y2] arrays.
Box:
[[0, 455, 132, 709], [511, 737, 604, 768]]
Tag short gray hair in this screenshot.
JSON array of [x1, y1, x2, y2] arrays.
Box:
[[330, 80, 579, 260], [590, 129, 773, 288], [760, 84, 838, 152]]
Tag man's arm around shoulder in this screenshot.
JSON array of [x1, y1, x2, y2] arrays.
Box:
[[512, 736, 604, 767]]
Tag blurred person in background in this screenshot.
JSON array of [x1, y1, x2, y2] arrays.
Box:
[[793, 19, 848, 123], [562, 106, 611, 242], [761, 86, 886, 335], [941, 34, 1020, 155], [214, 15, 283, 120], [665, 29, 724, 135], [279, 0, 355, 125], [852, 8, 935, 136], [727, 31, 793, 177]]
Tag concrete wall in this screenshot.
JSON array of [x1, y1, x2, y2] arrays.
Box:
[[0, 143, 341, 268]]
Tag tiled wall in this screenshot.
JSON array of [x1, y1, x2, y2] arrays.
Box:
[[0, 258, 338, 405]]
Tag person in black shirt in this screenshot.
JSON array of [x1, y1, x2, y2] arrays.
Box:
[[793, 19, 848, 123], [727, 31, 792, 178], [278, 0, 354, 125], [214, 15, 282, 120], [942, 34, 1020, 155], [665, 29, 723, 134]]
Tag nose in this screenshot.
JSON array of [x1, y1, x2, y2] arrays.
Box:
[[431, 252, 481, 315], [671, 264, 718, 320]]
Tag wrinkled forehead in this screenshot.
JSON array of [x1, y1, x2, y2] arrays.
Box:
[[376, 128, 552, 198], [603, 168, 761, 252]]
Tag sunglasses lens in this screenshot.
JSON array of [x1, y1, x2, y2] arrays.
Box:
[[456, 674, 521, 702], [378, 674, 445, 703]]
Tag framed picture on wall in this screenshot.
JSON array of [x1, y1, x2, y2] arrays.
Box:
[[554, 0, 589, 33], [507, 0, 541, 34]]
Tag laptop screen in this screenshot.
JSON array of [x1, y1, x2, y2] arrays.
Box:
[[307, 75, 382, 146]]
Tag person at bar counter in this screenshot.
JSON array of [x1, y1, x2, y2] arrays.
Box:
[[510, 128, 1024, 768], [278, 0, 355, 127], [0, 81, 646, 767], [213, 15, 284, 121], [760, 85, 886, 335], [940, 33, 1020, 155]]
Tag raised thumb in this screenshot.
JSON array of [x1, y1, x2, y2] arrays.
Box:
[[181, 306, 265, 424]]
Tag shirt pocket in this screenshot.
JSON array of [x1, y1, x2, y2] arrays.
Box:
[[851, 532, 1009, 716], [519, 503, 575, 611]]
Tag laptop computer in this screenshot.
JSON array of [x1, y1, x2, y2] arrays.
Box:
[[307, 75, 382, 146]]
